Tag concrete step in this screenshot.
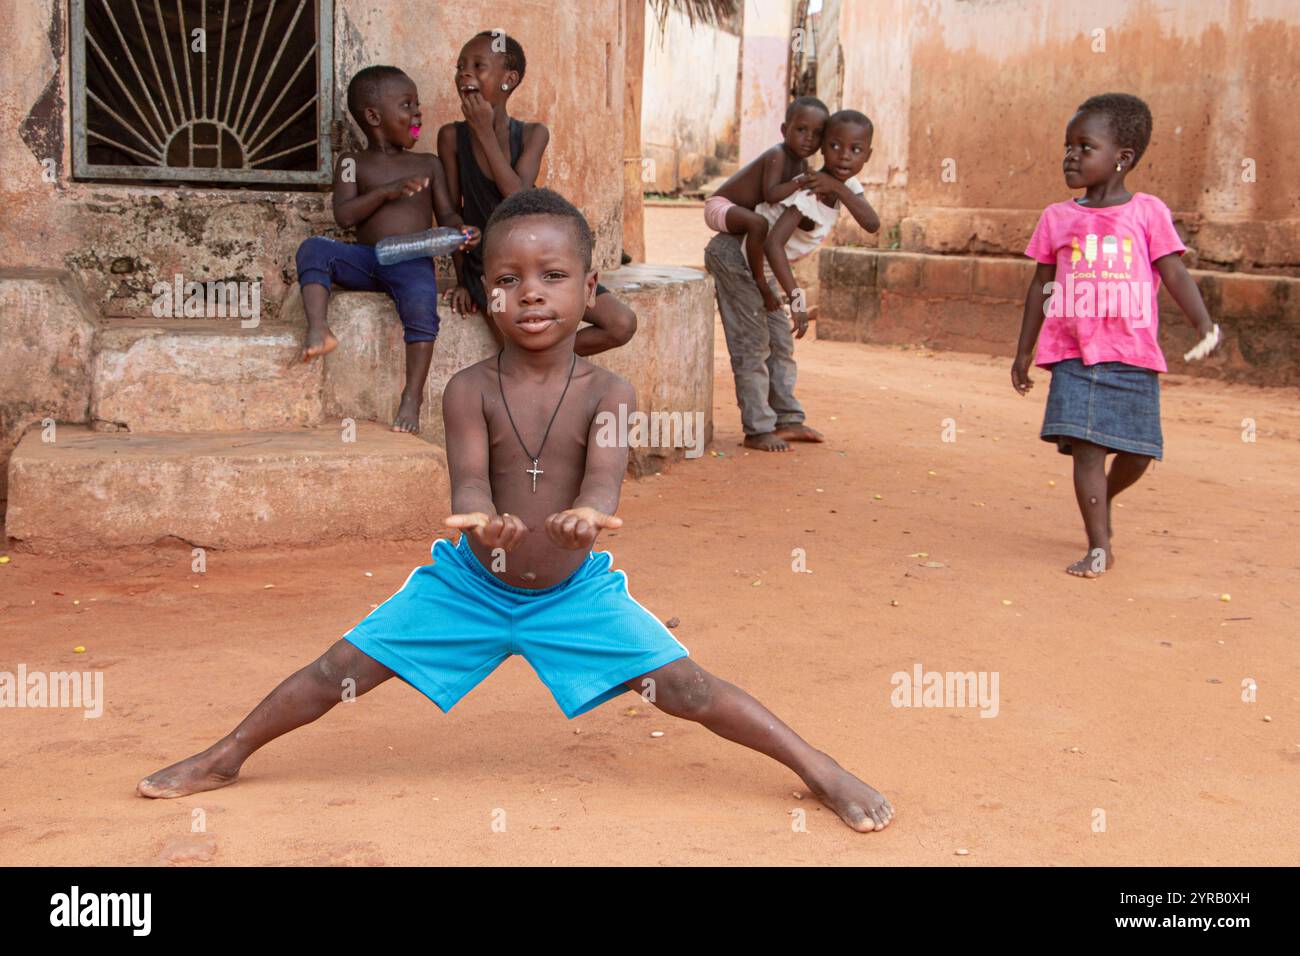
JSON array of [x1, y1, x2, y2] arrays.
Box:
[[0, 268, 98, 503], [5, 423, 447, 552], [321, 292, 496, 448], [90, 318, 323, 432]]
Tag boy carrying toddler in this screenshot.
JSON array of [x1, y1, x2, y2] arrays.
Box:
[[706, 108, 880, 452], [704, 96, 831, 309]]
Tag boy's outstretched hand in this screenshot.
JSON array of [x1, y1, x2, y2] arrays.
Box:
[[545, 507, 623, 550], [445, 512, 529, 552], [1011, 354, 1034, 394]]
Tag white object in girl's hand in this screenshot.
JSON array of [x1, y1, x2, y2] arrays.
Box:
[[1183, 323, 1221, 362]]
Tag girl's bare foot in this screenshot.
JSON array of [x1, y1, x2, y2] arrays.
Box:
[[301, 326, 338, 362], [744, 432, 790, 452], [392, 394, 423, 433], [1066, 547, 1114, 578], [774, 423, 824, 443], [137, 739, 243, 799], [806, 756, 894, 832]]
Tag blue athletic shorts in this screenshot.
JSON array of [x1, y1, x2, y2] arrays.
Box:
[[295, 235, 439, 343], [342, 534, 690, 718]]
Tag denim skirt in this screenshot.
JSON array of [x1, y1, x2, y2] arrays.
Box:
[[1041, 358, 1163, 460]]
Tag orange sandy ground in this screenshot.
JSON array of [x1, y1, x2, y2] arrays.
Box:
[[0, 207, 1297, 866]]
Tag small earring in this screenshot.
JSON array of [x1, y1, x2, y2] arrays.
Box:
[[1115, 162, 1123, 172], [501, 83, 509, 91]]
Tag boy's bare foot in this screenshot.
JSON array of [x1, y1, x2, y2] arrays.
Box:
[[1066, 548, 1114, 578], [392, 394, 422, 433], [774, 423, 824, 443], [744, 432, 790, 452], [137, 740, 242, 799], [807, 757, 894, 832], [301, 326, 338, 362]]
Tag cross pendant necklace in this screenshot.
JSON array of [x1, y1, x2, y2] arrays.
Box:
[[497, 350, 578, 493]]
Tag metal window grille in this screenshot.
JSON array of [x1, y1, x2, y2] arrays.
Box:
[[70, 0, 334, 185]]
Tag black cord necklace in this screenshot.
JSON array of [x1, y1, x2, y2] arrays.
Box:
[[496, 349, 578, 492]]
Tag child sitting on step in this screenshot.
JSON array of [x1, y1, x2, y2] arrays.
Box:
[[295, 65, 477, 434]]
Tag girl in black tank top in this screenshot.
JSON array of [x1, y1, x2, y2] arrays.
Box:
[[441, 30, 625, 353], [455, 118, 526, 312], [450, 119, 609, 313]]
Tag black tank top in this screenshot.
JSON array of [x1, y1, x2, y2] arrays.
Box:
[[456, 118, 526, 275]]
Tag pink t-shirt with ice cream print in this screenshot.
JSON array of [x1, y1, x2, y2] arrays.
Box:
[[1024, 192, 1185, 373]]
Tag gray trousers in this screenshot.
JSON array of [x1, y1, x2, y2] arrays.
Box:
[[704, 232, 804, 436]]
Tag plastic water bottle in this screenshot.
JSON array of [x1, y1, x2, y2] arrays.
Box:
[[375, 227, 469, 265]]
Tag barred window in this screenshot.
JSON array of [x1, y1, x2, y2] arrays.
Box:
[[70, 0, 335, 185]]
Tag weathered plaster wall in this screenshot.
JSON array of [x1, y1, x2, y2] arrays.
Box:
[[829, 0, 912, 245], [832, 0, 1300, 272], [641, 7, 739, 191], [0, 0, 627, 322], [337, 0, 627, 269], [738, 0, 793, 164]]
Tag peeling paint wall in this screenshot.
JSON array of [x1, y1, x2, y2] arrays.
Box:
[[0, 0, 626, 320], [832, 0, 1300, 272]]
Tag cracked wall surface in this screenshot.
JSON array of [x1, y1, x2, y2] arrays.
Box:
[[1, 0, 626, 322], [826, 0, 1299, 275]]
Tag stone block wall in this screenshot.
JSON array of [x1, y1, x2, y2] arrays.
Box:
[[817, 247, 1300, 385]]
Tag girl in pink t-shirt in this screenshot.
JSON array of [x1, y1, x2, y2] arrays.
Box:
[[1011, 93, 1218, 578]]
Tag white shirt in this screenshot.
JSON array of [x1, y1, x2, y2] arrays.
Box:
[[755, 176, 865, 277]]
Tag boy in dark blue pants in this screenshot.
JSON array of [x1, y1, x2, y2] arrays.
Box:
[[296, 65, 475, 433]]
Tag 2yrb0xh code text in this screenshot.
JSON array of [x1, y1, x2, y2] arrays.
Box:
[[1122, 892, 1250, 906]]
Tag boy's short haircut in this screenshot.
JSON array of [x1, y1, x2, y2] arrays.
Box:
[[1076, 92, 1153, 166], [347, 65, 408, 132], [484, 188, 594, 271], [826, 108, 874, 139], [474, 30, 527, 80], [786, 95, 829, 122]]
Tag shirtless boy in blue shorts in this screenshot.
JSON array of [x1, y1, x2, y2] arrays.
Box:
[[138, 188, 893, 834]]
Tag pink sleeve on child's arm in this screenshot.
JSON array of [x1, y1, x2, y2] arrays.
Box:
[[1144, 195, 1186, 261], [1024, 207, 1057, 263]]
